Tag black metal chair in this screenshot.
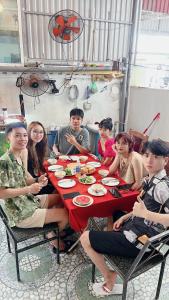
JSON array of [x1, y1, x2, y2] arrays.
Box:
[[91, 219, 169, 300], [0, 204, 60, 282]]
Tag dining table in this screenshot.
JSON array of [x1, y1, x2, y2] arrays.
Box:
[[44, 154, 139, 232]]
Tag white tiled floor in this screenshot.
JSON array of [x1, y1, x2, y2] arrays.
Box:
[[0, 219, 169, 300]]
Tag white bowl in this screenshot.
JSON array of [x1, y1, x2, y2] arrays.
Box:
[[54, 170, 66, 179], [48, 165, 64, 172], [47, 158, 57, 165], [79, 155, 88, 162], [98, 169, 109, 178]]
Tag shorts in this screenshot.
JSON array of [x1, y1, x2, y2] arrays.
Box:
[[16, 194, 49, 228], [89, 230, 139, 257]]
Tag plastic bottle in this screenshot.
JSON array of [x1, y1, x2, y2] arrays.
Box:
[[75, 158, 81, 174], [2, 108, 8, 122]]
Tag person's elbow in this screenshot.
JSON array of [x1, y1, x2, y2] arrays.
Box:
[[0, 188, 7, 199]]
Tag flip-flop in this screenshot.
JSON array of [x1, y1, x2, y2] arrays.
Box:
[[92, 282, 123, 296], [52, 239, 78, 254]]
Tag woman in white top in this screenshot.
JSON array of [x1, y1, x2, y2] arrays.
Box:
[[109, 132, 145, 190]]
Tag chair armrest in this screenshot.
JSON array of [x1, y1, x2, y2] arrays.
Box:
[[138, 234, 149, 245], [148, 229, 169, 243]]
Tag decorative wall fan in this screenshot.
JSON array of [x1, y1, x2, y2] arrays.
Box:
[[48, 9, 84, 43]]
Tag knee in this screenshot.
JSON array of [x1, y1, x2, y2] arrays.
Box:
[[80, 230, 90, 248]]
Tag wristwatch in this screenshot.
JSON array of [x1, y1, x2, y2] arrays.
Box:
[[35, 177, 39, 183]]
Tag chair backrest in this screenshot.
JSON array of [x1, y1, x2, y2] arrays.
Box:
[[128, 129, 149, 153], [127, 230, 169, 279], [0, 204, 8, 225], [0, 203, 16, 239]]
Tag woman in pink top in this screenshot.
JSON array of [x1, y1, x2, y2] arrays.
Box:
[[96, 118, 116, 166]]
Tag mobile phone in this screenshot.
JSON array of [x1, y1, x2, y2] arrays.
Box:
[[63, 192, 80, 200], [117, 184, 133, 191], [109, 188, 122, 198]]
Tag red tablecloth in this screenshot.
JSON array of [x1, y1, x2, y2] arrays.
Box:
[[45, 154, 138, 232]]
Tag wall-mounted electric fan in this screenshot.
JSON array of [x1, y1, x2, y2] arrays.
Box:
[[48, 9, 84, 44], [16, 69, 50, 97]]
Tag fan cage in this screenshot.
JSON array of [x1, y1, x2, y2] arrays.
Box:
[[19, 70, 50, 97], [48, 9, 84, 44]]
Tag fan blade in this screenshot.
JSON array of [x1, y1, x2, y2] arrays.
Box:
[[65, 26, 80, 33], [55, 15, 65, 26], [63, 34, 71, 41], [66, 15, 77, 25], [53, 27, 62, 37]]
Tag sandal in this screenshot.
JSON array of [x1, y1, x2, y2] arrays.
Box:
[[92, 282, 123, 296], [52, 239, 78, 254]]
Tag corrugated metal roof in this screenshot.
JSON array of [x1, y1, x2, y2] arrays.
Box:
[[142, 0, 169, 14], [141, 10, 169, 33], [19, 0, 134, 64]]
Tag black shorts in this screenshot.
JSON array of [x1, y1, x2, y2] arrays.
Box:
[[89, 230, 139, 257]]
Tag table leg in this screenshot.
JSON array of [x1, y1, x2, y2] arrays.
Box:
[[67, 224, 89, 253]]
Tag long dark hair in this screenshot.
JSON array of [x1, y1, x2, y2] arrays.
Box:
[[27, 121, 47, 172]]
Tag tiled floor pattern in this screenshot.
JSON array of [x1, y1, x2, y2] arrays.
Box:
[[0, 219, 169, 300]]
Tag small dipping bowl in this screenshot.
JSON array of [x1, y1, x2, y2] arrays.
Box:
[[54, 170, 66, 179], [98, 169, 109, 178], [47, 158, 57, 165]]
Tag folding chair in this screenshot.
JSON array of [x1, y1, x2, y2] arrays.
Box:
[[0, 204, 60, 282], [91, 229, 169, 300]]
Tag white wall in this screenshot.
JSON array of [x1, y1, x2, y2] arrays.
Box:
[[0, 73, 120, 130], [127, 87, 169, 141]]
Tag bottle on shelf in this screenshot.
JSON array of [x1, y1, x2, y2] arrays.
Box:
[[2, 108, 8, 123]]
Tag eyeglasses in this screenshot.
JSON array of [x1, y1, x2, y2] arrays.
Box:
[[32, 130, 44, 135]]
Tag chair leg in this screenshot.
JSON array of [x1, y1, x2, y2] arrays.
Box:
[[6, 231, 11, 253], [122, 281, 128, 300], [57, 229, 60, 264], [14, 244, 21, 282], [92, 264, 95, 283], [155, 260, 166, 300]]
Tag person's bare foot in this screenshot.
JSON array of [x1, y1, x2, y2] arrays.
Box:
[[104, 271, 117, 291]]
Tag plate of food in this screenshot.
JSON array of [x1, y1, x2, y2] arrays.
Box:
[[58, 179, 76, 188], [101, 177, 120, 186], [64, 167, 75, 176], [72, 195, 93, 207], [86, 161, 101, 168], [78, 175, 96, 185], [88, 184, 107, 196], [80, 165, 96, 175], [48, 165, 64, 172]]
